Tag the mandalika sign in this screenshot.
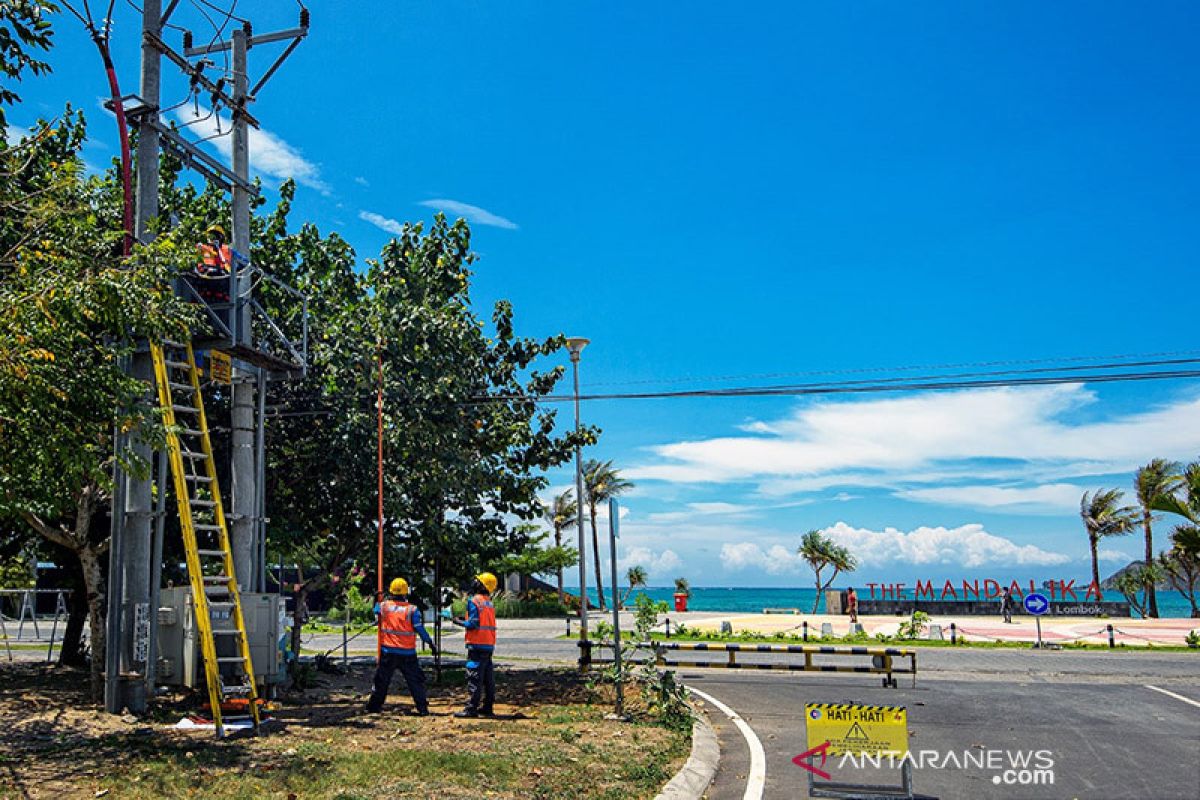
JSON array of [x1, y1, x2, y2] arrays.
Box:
[[862, 578, 1106, 602]]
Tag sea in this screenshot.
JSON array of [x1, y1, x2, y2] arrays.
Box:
[[567, 586, 1198, 619]]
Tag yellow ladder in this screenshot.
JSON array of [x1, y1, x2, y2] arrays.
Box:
[[151, 340, 260, 738]]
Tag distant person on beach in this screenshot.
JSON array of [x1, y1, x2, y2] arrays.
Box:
[[846, 587, 859, 623], [1000, 587, 1014, 623]]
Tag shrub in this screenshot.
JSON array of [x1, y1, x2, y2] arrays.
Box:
[[897, 611, 929, 640]]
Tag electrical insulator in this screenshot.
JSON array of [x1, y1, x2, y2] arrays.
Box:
[[243, 21, 253, 37], [183, 30, 193, 49], [300, 8, 310, 28]]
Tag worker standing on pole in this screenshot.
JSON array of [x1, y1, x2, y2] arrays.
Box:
[[453, 572, 498, 718], [366, 578, 436, 716]]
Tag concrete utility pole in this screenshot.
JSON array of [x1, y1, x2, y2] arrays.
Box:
[[229, 25, 256, 591], [107, 0, 163, 715]]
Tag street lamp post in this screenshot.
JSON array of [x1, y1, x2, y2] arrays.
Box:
[[567, 336, 590, 668]]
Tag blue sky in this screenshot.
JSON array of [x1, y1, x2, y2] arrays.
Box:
[[17, 2, 1200, 587]]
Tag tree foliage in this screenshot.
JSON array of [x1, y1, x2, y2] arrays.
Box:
[[798, 529, 857, 613], [1079, 488, 1139, 593], [0, 0, 55, 127]]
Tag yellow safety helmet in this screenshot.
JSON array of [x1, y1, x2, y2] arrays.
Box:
[[206, 224, 227, 239], [475, 572, 498, 594], [388, 577, 409, 596]]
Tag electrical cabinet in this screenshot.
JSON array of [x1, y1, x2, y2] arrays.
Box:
[[156, 587, 285, 688]]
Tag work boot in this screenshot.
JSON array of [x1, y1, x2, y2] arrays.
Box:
[[454, 709, 478, 719], [479, 707, 494, 717], [410, 707, 430, 717]]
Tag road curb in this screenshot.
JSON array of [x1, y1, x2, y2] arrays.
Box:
[[654, 709, 720, 800]]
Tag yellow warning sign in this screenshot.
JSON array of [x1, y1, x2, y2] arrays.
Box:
[[209, 350, 232, 385], [805, 703, 908, 756]]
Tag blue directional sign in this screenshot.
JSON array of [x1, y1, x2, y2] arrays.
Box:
[[1023, 592, 1050, 616]]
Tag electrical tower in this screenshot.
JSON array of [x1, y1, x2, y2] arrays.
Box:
[[105, 0, 309, 716]]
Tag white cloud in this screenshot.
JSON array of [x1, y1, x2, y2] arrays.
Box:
[[897, 483, 1086, 513], [354, 176, 369, 186], [619, 546, 682, 576], [628, 386, 1200, 514], [419, 198, 517, 230], [822, 521, 1071, 568], [359, 210, 406, 235], [720, 542, 804, 575], [174, 106, 329, 193], [1097, 548, 1134, 563]]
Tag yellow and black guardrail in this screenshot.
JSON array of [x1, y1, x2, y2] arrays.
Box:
[[585, 640, 916, 688]]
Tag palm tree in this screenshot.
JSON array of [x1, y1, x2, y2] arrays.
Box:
[[1134, 459, 1182, 618], [1080, 489, 1139, 592], [543, 490, 578, 605], [582, 459, 634, 611], [798, 529, 857, 613], [1160, 524, 1200, 618], [621, 565, 648, 608]]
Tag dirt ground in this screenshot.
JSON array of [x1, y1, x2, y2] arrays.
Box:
[[0, 661, 689, 800]]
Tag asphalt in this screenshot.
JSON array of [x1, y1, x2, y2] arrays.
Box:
[[686, 653, 1200, 800]]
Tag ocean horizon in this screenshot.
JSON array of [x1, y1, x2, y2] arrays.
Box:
[[564, 585, 1199, 619]]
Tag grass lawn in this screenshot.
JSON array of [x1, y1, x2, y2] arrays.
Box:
[[1, 661, 689, 800]]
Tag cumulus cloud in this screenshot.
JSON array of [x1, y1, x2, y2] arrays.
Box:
[[354, 176, 369, 186], [419, 198, 517, 229], [627, 385, 1200, 514], [822, 521, 1071, 568], [1097, 548, 1134, 563], [359, 210, 406, 235], [720, 542, 804, 575], [174, 106, 329, 193], [619, 546, 682, 576]]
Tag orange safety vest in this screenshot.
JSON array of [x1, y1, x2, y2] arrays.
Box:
[[378, 600, 417, 651], [464, 594, 496, 647], [197, 242, 233, 276]]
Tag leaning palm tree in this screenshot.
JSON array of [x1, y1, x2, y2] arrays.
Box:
[[1133, 459, 1181, 618], [1080, 489, 1140, 592], [621, 565, 648, 607], [544, 490, 578, 605], [798, 529, 858, 613], [582, 459, 634, 611]]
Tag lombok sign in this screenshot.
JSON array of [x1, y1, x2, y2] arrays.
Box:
[[848, 578, 1130, 617]]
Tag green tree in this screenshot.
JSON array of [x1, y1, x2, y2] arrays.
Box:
[[0, 0, 55, 128], [621, 565, 648, 607], [582, 459, 633, 611], [798, 529, 857, 613], [543, 489, 578, 604], [1159, 524, 1200, 618], [1080, 488, 1139, 592], [1133, 459, 1181, 617], [0, 112, 194, 695], [493, 529, 578, 595], [1114, 563, 1164, 618]]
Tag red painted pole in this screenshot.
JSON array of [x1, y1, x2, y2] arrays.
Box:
[[376, 341, 384, 662], [95, 38, 134, 257]]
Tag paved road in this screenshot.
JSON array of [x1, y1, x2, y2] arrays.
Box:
[[686, 653, 1200, 799]]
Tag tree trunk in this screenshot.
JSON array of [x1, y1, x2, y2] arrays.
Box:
[[291, 581, 311, 657], [811, 566, 823, 614], [58, 580, 89, 668], [589, 503, 605, 610], [1090, 535, 1101, 593], [1143, 512, 1159, 617], [78, 545, 106, 701], [554, 523, 564, 605]]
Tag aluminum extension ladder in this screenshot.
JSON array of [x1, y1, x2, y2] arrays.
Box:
[[150, 340, 260, 738]]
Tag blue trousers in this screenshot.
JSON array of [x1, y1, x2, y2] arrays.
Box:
[[465, 646, 495, 713], [367, 652, 428, 712]]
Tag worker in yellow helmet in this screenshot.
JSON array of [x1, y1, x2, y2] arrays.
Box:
[[452, 572, 498, 718], [366, 577, 436, 716]]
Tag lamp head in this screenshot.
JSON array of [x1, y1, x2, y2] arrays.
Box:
[[566, 336, 590, 362]]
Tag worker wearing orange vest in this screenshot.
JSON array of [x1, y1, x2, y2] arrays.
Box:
[[366, 578, 436, 716], [452, 572, 498, 718], [193, 224, 247, 303]]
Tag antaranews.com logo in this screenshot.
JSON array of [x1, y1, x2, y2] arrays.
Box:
[[795, 744, 1056, 786]]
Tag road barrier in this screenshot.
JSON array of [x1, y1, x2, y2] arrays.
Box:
[[585, 640, 917, 688]]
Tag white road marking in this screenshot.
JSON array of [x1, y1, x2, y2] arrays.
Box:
[[688, 685, 766, 800], [1145, 684, 1200, 709]]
